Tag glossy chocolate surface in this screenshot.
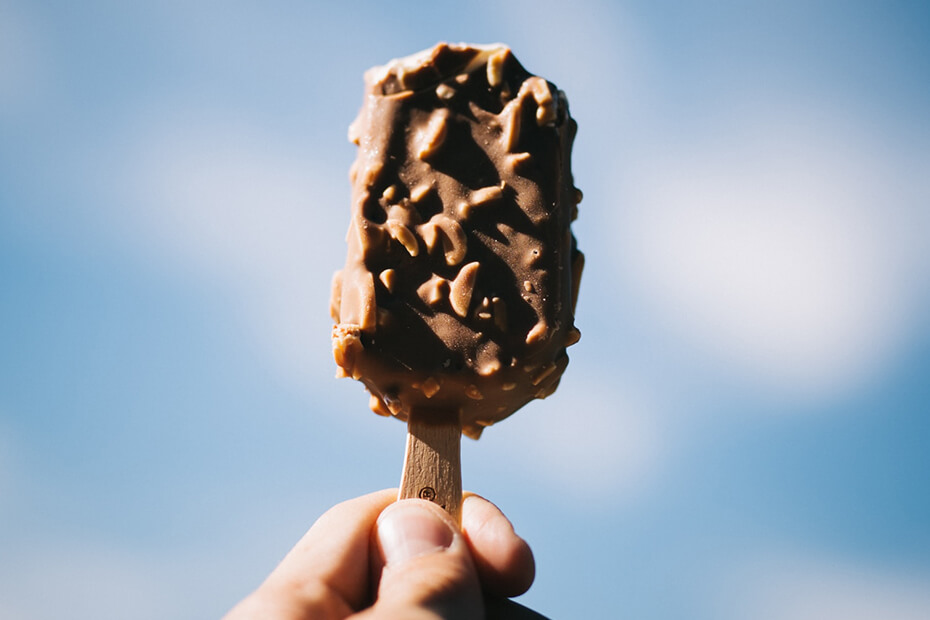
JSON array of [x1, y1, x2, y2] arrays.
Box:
[[331, 43, 583, 438]]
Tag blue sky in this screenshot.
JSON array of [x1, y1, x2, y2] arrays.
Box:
[[1, 1, 929, 618]]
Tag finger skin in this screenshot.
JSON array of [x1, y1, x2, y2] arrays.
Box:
[[362, 499, 483, 620], [225, 489, 396, 620], [462, 494, 536, 597], [224, 489, 538, 619]]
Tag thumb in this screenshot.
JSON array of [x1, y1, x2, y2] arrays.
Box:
[[363, 499, 483, 620]]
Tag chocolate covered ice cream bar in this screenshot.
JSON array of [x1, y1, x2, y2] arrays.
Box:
[[331, 42, 583, 438]]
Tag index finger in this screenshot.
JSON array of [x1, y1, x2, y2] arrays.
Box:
[[461, 493, 536, 598]]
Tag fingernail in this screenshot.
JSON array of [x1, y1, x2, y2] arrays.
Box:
[[377, 500, 455, 565]]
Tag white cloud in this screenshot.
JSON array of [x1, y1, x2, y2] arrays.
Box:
[[111, 114, 351, 394], [719, 549, 930, 620], [612, 103, 929, 402], [0, 536, 266, 620], [480, 364, 664, 502], [0, 540, 168, 620], [0, 439, 340, 620]]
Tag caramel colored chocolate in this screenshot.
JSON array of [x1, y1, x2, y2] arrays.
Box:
[[331, 43, 583, 438]]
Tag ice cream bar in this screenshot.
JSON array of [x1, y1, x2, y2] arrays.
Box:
[[331, 43, 583, 518]]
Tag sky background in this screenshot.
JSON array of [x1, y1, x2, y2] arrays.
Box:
[[1, 1, 929, 618]]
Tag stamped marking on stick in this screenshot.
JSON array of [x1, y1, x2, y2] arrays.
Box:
[[399, 420, 463, 523]]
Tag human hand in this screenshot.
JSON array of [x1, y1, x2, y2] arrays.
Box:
[[224, 489, 544, 619]]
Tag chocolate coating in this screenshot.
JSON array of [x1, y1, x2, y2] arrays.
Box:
[[331, 43, 583, 438]]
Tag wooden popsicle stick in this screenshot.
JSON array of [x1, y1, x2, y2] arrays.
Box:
[[398, 417, 463, 524]]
